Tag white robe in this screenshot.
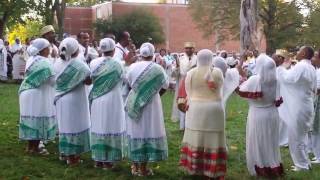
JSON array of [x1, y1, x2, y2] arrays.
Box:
[[11, 43, 25, 80], [277, 59, 316, 169], [0, 47, 8, 80], [54, 58, 91, 135]]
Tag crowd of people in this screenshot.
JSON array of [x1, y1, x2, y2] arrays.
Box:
[[1, 24, 320, 179]]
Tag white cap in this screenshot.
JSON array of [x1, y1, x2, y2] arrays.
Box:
[[27, 38, 50, 56], [99, 38, 115, 52], [140, 42, 155, 57], [226, 57, 238, 66]]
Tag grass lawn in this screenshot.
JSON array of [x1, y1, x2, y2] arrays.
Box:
[[1, 82, 320, 179]]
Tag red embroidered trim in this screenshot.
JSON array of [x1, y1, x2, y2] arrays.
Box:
[[274, 97, 283, 107], [180, 146, 227, 160], [254, 164, 284, 178], [177, 77, 187, 99], [237, 89, 263, 99]]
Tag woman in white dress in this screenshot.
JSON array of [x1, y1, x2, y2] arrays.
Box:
[[238, 54, 284, 178], [0, 39, 8, 81], [125, 42, 169, 176], [89, 38, 126, 169], [19, 38, 56, 154], [54, 38, 91, 165]]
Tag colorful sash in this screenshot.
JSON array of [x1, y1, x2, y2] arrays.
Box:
[[89, 57, 123, 105], [125, 63, 166, 121], [19, 57, 54, 94], [54, 59, 90, 104]]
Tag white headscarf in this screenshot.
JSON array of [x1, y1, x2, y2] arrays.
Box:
[[140, 42, 155, 58], [197, 49, 213, 67], [59, 37, 79, 61], [226, 57, 238, 67], [256, 54, 276, 84], [99, 38, 115, 53], [213, 56, 228, 77], [27, 38, 50, 56]]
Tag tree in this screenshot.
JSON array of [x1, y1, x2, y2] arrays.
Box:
[[8, 20, 43, 44], [301, 1, 320, 48], [0, 0, 35, 38], [94, 9, 165, 47], [189, 0, 304, 54], [189, 0, 240, 50], [240, 0, 258, 53]]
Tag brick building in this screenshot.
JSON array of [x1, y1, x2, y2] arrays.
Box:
[[64, 2, 265, 52]]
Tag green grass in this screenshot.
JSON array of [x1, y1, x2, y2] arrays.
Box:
[[1, 82, 320, 179]]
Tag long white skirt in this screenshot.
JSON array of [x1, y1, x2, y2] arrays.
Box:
[[19, 81, 56, 140], [90, 84, 126, 162], [126, 93, 168, 162], [12, 54, 25, 80], [246, 105, 284, 177], [56, 84, 90, 156]]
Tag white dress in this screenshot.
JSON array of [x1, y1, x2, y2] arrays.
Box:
[[11, 44, 26, 80], [19, 57, 56, 140], [0, 47, 7, 80], [126, 61, 169, 162], [89, 57, 126, 162], [54, 58, 91, 156], [239, 74, 283, 177]]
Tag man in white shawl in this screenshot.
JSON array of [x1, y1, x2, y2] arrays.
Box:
[[173, 42, 197, 130], [10, 38, 25, 81], [0, 39, 8, 81], [77, 32, 99, 64], [277, 46, 317, 171], [40, 25, 59, 65]]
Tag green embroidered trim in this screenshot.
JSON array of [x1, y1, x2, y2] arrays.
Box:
[[59, 129, 90, 156], [91, 132, 126, 162], [125, 63, 166, 121], [127, 136, 168, 162], [89, 58, 122, 106], [55, 60, 90, 103], [19, 116, 56, 140], [19, 57, 54, 94]]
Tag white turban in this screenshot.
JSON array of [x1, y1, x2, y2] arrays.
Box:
[[99, 38, 115, 52], [226, 57, 238, 67], [27, 38, 50, 56], [213, 56, 228, 76], [197, 49, 213, 67], [140, 42, 155, 58], [59, 37, 79, 61]]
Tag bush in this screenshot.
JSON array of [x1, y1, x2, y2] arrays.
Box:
[[94, 8, 165, 47]]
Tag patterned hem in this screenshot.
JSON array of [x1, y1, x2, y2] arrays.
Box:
[[19, 116, 56, 140], [127, 136, 168, 162], [179, 144, 227, 178], [238, 90, 263, 99], [254, 164, 284, 178], [91, 132, 126, 162], [59, 129, 90, 156]]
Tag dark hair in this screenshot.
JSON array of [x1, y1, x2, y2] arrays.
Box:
[[103, 50, 114, 57], [160, 48, 166, 53], [304, 46, 314, 60], [77, 32, 89, 39], [118, 31, 129, 41]]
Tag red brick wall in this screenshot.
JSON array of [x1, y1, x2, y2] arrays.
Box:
[[64, 2, 266, 52], [64, 7, 94, 37]]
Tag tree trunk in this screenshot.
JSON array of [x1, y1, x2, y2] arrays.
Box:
[[55, 0, 66, 40], [240, 0, 258, 53], [0, 12, 8, 39]]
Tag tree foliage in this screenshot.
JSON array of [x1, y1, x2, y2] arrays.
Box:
[[7, 20, 43, 44], [189, 0, 305, 54], [94, 9, 165, 47], [301, 1, 320, 48], [0, 0, 35, 38], [188, 0, 240, 50]]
